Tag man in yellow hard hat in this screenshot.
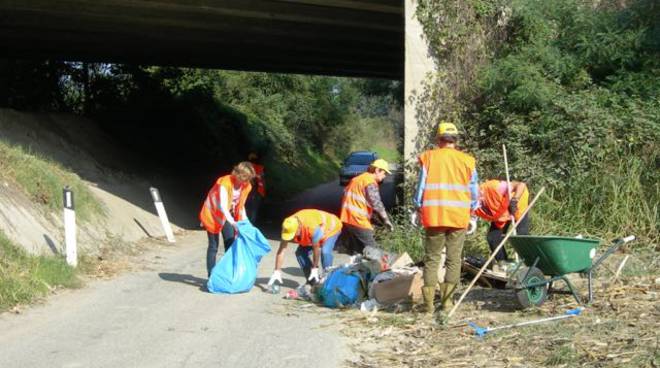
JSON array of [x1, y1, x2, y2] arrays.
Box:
[[339, 158, 394, 255], [414, 121, 479, 314], [268, 209, 342, 286]]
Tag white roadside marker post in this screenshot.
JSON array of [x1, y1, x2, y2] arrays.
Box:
[[63, 187, 77, 267], [150, 187, 176, 243]]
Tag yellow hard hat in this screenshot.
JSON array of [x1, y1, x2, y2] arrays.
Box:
[[437, 121, 459, 137], [370, 158, 391, 174], [281, 216, 299, 241]]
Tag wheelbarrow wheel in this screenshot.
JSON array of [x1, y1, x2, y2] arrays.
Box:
[[514, 267, 548, 309]]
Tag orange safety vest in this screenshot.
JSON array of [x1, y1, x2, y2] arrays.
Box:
[[199, 175, 252, 234], [340, 172, 377, 230], [475, 180, 529, 229], [250, 163, 266, 197], [292, 209, 342, 247], [419, 147, 476, 229]]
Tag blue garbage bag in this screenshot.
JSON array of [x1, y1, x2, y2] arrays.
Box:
[[207, 221, 271, 294], [318, 265, 369, 308]]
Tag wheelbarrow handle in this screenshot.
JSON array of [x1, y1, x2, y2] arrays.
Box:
[[622, 235, 636, 243], [591, 235, 635, 272]]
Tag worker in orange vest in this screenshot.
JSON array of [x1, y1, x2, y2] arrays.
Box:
[[246, 152, 266, 223], [414, 122, 479, 314], [475, 179, 530, 264], [199, 162, 256, 277], [268, 209, 343, 286], [339, 159, 394, 256]]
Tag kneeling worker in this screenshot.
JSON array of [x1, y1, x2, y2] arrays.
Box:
[[268, 209, 342, 286], [474, 179, 530, 264]]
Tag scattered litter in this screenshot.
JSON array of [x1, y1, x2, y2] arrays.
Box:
[[268, 284, 280, 294], [284, 285, 313, 301], [360, 298, 380, 313]]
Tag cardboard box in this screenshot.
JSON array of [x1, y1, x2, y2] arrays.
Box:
[[391, 252, 414, 269], [372, 272, 423, 305]]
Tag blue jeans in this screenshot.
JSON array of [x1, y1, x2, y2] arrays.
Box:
[[295, 233, 339, 280], [206, 225, 235, 277]]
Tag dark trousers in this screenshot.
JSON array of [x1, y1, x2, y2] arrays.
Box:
[[206, 225, 235, 277], [339, 223, 378, 255], [487, 213, 531, 261], [246, 192, 262, 224]]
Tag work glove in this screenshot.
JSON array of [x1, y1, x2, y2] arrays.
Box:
[[267, 270, 283, 286], [508, 198, 519, 216], [308, 268, 320, 283], [466, 216, 478, 235]]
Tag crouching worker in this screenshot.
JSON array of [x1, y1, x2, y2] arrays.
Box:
[[199, 162, 255, 277], [268, 209, 342, 287], [474, 179, 530, 264]]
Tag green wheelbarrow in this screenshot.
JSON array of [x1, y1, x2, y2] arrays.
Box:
[[506, 235, 635, 308]]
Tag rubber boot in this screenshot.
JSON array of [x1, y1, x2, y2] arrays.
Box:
[[422, 286, 436, 315], [440, 283, 457, 311]]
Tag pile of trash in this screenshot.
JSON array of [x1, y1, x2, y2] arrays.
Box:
[[277, 246, 427, 313]]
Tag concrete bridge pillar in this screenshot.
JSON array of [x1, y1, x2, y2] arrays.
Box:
[[404, 0, 437, 162]]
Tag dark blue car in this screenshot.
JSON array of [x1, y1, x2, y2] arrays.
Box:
[[339, 151, 378, 186]]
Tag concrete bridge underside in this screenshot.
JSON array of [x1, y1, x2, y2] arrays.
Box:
[[0, 0, 404, 79], [0, 0, 434, 158]]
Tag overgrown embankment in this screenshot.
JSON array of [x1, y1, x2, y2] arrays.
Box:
[[405, 0, 659, 251], [0, 142, 104, 222]]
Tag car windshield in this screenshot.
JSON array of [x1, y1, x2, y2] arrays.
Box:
[[346, 154, 374, 166]]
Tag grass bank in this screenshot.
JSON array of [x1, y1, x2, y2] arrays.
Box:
[[0, 140, 105, 222], [0, 230, 81, 312]]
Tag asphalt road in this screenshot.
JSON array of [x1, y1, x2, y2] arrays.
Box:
[[0, 231, 348, 368], [266, 176, 400, 225]]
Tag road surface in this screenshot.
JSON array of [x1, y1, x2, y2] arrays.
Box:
[[0, 231, 348, 368]]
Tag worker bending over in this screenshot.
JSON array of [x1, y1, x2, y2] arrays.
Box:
[[268, 209, 342, 286], [475, 179, 530, 264]]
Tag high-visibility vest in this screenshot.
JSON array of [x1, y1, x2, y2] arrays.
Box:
[[475, 180, 529, 229], [250, 163, 266, 197], [340, 172, 377, 230], [292, 209, 342, 247], [419, 147, 476, 229], [199, 175, 252, 234]]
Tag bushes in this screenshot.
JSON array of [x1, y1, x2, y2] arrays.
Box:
[[468, 0, 659, 246]]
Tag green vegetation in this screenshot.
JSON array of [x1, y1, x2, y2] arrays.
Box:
[[0, 230, 81, 311], [410, 0, 659, 254], [0, 141, 105, 222], [0, 62, 402, 199], [148, 69, 402, 197], [468, 0, 659, 246]]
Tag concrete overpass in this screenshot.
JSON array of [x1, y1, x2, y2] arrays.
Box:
[[0, 0, 404, 79], [0, 0, 435, 157]]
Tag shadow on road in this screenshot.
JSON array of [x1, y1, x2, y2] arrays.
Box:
[[254, 277, 300, 292], [159, 273, 207, 292], [281, 266, 304, 277]]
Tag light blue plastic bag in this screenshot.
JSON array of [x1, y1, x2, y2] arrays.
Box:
[[207, 221, 271, 294]]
